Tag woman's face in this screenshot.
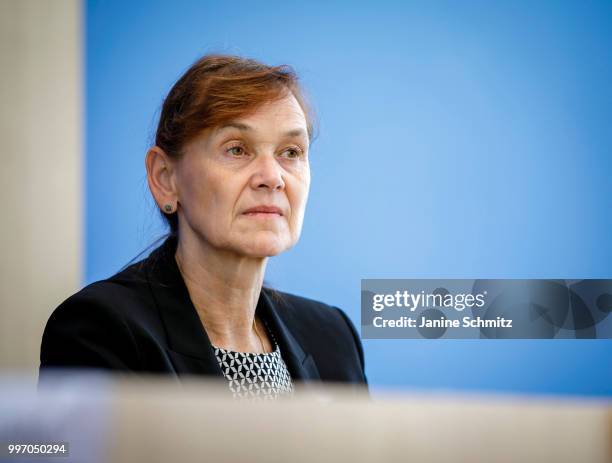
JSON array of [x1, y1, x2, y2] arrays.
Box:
[[174, 93, 311, 258]]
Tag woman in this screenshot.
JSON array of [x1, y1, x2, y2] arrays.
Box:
[[40, 54, 367, 399]]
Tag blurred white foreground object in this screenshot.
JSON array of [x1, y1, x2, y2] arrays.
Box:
[[1, 371, 610, 463]]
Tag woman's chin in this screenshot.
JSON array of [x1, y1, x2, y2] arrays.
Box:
[[240, 234, 292, 258]]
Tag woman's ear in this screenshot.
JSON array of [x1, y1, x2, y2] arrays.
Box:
[[145, 146, 178, 213]]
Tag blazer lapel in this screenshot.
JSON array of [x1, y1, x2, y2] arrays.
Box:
[[144, 236, 321, 386], [145, 236, 223, 377], [258, 289, 321, 384]]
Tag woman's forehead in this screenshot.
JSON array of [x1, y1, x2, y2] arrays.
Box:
[[219, 97, 307, 135], [215, 120, 308, 140]]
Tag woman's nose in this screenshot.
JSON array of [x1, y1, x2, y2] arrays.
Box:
[[250, 154, 285, 191]]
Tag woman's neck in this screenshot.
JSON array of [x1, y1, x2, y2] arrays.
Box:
[[174, 232, 269, 352]]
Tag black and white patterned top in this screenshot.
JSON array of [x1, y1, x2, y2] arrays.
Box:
[[212, 318, 294, 400]]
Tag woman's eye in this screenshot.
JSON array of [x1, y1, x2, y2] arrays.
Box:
[[281, 148, 303, 159], [227, 145, 247, 157]]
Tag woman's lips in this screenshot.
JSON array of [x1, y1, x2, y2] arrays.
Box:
[[243, 211, 282, 218], [242, 206, 283, 216]]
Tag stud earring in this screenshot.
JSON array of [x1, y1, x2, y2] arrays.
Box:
[[163, 204, 174, 213]]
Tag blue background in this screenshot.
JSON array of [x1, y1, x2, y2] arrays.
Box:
[[86, 0, 612, 396]]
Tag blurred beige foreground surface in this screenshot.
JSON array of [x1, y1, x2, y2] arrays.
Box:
[[107, 376, 612, 463]]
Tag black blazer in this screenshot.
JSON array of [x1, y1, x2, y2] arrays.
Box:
[[40, 236, 368, 391]]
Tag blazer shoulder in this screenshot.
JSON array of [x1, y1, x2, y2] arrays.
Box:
[[59, 259, 154, 314], [266, 288, 367, 385], [266, 289, 345, 325], [40, 269, 150, 373], [49, 273, 145, 317]]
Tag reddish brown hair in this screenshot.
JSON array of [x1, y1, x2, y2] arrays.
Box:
[[154, 54, 316, 233]]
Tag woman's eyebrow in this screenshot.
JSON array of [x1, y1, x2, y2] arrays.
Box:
[[218, 121, 251, 133], [217, 121, 307, 138]]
